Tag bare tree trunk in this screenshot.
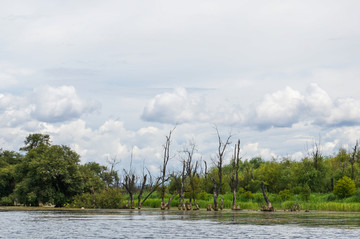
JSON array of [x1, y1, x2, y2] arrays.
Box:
[[350, 141, 358, 180], [211, 177, 218, 211], [123, 174, 136, 209], [220, 197, 224, 210], [160, 127, 176, 209], [164, 192, 179, 209], [232, 189, 237, 210], [140, 177, 161, 207], [309, 137, 322, 171], [214, 126, 232, 196], [231, 140, 240, 210], [261, 181, 274, 211], [178, 161, 186, 210], [137, 174, 147, 209], [193, 199, 199, 210], [183, 141, 200, 210], [204, 160, 208, 178]]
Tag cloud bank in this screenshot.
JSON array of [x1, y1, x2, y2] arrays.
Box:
[[142, 84, 360, 130]]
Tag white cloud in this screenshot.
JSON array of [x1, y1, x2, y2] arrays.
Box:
[[251, 84, 360, 129], [0, 93, 32, 127], [142, 87, 244, 126], [254, 87, 304, 128], [1, 0, 360, 173], [242, 142, 277, 160], [142, 84, 360, 130], [141, 88, 203, 124], [30, 85, 99, 123]]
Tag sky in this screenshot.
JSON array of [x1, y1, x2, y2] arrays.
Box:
[[1, 0, 360, 174]]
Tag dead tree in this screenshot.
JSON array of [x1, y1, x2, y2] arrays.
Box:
[[308, 137, 322, 170], [123, 150, 136, 209], [183, 141, 200, 209], [214, 126, 232, 194], [211, 126, 232, 210], [350, 140, 358, 180], [137, 165, 150, 209], [261, 181, 274, 211], [230, 139, 241, 210], [211, 177, 218, 211], [138, 172, 161, 209], [204, 160, 208, 178], [123, 172, 136, 209], [178, 160, 186, 210], [160, 127, 176, 210], [106, 156, 121, 187]]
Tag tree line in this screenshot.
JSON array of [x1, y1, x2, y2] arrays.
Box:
[[0, 131, 359, 209]]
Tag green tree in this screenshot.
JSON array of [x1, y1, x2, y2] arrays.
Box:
[[15, 144, 83, 206], [333, 176, 356, 198], [0, 150, 23, 205], [20, 133, 51, 152]]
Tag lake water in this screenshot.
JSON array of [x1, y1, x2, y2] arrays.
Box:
[[1, 209, 360, 238]]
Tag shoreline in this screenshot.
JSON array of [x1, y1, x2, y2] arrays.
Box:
[[2, 206, 360, 214]]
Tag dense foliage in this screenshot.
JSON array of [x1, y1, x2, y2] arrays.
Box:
[[0, 134, 121, 207], [1, 133, 360, 210]]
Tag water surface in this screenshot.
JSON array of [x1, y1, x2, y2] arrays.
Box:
[[1, 209, 360, 238]]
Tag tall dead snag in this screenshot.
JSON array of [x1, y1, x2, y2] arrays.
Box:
[[183, 141, 200, 210], [123, 150, 136, 209], [106, 156, 121, 187], [204, 160, 208, 178], [211, 177, 218, 211], [309, 137, 322, 171], [178, 161, 186, 210], [138, 172, 161, 209], [230, 139, 241, 210], [160, 127, 176, 210], [123, 172, 136, 209], [350, 140, 358, 180], [211, 126, 232, 211], [261, 181, 274, 211]]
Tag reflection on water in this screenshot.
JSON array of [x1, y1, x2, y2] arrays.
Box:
[[1, 209, 360, 238]]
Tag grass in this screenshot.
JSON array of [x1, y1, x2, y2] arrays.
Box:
[[137, 192, 360, 212], [5, 191, 360, 212]]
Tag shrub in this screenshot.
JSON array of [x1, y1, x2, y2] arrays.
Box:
[[326, 193, 337, 202], [279, 190, 292, 201], [254, 193, 264, 204], [197, 191, 212, 200], [68, 193, 94, 208], [243, 191, 254, 200], [96, 187, 124, 208], [68, 187, 124, 209], [333, 176, 356, 199], [0, 196, 13, 206], [291, 186, 302, 195], [300, 184, 311, 201]]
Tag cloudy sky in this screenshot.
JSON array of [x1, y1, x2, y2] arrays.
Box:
[[1, 0, 360, 173]]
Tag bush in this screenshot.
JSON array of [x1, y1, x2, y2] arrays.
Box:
[[291, 186, 302, 195], [96, 187, 124, 208], [279, 190, 292, 201], [68, 193, 94, 208], [333, 176, 356, 199], [254, 193, 264, 204], [352, 189, 360, 201], [326, 193, 337, 202], [0, 196, 13, 206], [300, 184, 311, 201], [243, 191, 254, 200], [68, 187, 124, 209]]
